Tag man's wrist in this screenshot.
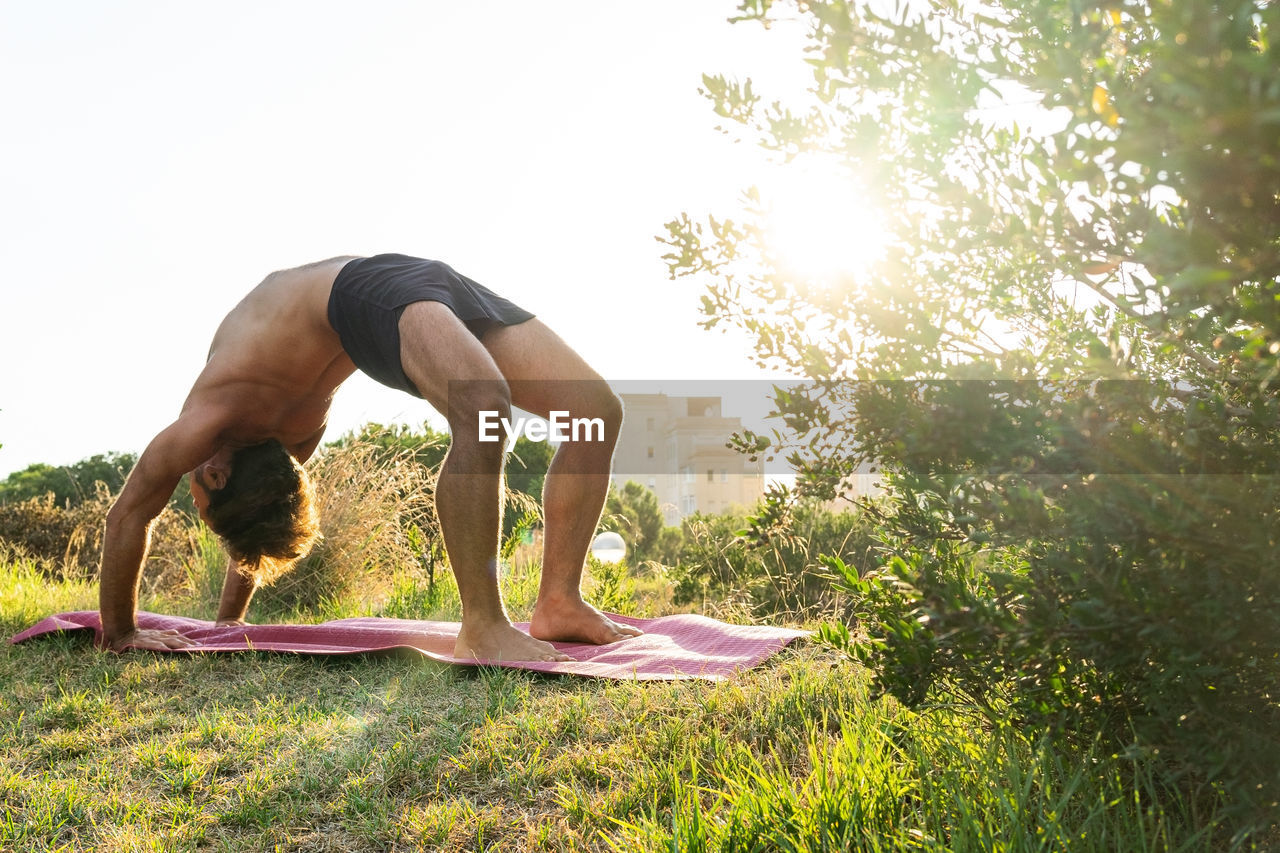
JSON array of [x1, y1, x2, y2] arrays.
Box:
[[99, 618, 134, 647]]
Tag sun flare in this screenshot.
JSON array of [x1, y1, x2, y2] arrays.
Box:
[[760, 159, 889, 285]]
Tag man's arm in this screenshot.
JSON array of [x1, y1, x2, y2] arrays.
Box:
[[100, 415, 221, 651], [215, 557, 256, 625]]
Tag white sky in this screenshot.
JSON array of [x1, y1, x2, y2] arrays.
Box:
[[0, 1, 815, 478]]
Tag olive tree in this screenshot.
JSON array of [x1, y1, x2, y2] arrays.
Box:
[[664, 0, 1280, 823]]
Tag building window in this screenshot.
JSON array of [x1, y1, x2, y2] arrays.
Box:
[[707, 469, 714, 483], [646, 446, 654, 459], [720, 469, 728, 483], [646, 417, 655, 431]]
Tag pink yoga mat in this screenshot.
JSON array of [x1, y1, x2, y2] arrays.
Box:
[[10, 611, 808, 682]]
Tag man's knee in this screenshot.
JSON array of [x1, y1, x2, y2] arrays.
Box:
[[447, 380, 512, 422], [599, 387, 624, 438], [446, 380, 513, 469], [576, 383, 624, 447]]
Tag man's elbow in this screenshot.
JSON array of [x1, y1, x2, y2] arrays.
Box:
[[103, 500, 132, 536], [103, 495, 155, 542]]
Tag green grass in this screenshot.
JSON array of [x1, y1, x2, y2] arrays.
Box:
[[0, 554, 1264, 852]]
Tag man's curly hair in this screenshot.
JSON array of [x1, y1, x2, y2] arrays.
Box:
[[203, 439, 320, 583]]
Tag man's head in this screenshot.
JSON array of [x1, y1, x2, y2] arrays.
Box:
[[192, 440, 320, 581]]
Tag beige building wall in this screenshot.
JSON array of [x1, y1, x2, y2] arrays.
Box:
[[612, 393, 766, 524]]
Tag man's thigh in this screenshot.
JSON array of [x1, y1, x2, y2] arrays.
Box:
[[398, 301, 506, 414], [480, 319, 613, 418]]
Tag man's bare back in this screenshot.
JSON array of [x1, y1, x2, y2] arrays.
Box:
[[98, 254, 641, 660]]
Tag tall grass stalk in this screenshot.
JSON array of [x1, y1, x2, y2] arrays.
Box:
[[251, 439, 438, 615]]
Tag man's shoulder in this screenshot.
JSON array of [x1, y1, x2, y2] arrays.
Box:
[[179, 380, 284, 440], [120, 408, 234, 499]]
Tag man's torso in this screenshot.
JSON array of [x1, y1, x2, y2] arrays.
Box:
[[182, 256, 360, 454]]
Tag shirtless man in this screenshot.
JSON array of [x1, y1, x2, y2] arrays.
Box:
[[100, 254, 641, 661]]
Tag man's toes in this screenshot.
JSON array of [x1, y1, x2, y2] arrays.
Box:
[[606, 621, 643, 639], [600, 627, 639, 644]]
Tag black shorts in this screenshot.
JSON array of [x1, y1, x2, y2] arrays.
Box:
[[327, 254, 535, 397]]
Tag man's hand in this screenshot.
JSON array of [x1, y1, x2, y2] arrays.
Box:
[[104, 627, 195, 653]]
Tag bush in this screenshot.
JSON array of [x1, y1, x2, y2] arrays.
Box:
[[251, 430, 442, 614], [0, 452, 137, 508], [665, 0, 1280, 830], [327, 421, 550, 543], [600, 481, 666, 566], [252, 425, 540, 616], [0, 484, 197, 590], [673, 499, 879, 620], [0, 493, 81, 565], [792, 379, 1280, 831]]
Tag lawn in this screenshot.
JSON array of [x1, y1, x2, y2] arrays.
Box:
[[0, 553, 1249, 852]]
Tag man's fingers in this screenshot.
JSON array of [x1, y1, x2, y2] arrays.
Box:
[[136, 638, 193, 651], [151, 632, 196, 650], [108, 628, 197, 652]]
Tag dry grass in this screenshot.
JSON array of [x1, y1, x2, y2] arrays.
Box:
[[253, 434, 542, 617], [0, 484, 200, 595], [251, 438, 442, 613]]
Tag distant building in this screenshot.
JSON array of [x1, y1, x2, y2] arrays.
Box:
[[611, 393, 766, 525]]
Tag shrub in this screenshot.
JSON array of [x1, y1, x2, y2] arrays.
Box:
[[0, 452, 137, 508], [600, 481, 666, 566], [252, 425, 540, 616], [673, 499, 879, 620], [0, 493, 80, 565], [665, 0, 1280, 830], [0, 484, 196, 589], [252, 432, 442, 614]]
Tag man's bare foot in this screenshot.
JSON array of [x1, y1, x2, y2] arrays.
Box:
[[454, 620, 572, 662], [529, 595, 644, 645]]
